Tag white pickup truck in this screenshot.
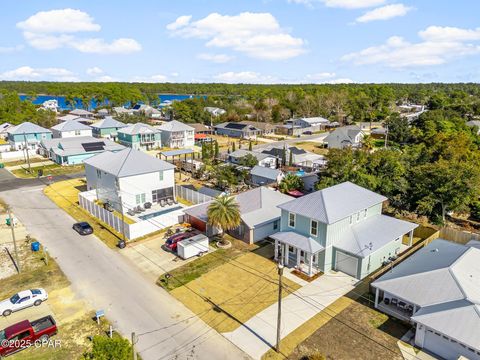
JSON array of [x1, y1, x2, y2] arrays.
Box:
[[0, 289, 48, 317]]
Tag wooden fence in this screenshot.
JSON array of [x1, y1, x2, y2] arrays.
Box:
[[439, 227, 480, 245]]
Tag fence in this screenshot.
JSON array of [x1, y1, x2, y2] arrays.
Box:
[[175, 185, 213, 205], [439, 226, 480, 245], [0, 149, 37, 160]]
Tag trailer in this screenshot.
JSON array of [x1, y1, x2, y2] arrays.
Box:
[[177, 234, 209, 259], [180, 159, 203, 172]]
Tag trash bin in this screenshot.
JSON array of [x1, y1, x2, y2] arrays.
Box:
[[31, 241, 40, 252], [38, 169, 43, 177], [6, 217, 10, 226], [117, 240, 126, 249], [0, 163, 4, 168]]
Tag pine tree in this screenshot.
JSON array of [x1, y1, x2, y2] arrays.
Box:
[[249, 141, 252, 151], [214, 141, 219, 158], [232, 141, 236, 152], [289, 150, 293, 166]]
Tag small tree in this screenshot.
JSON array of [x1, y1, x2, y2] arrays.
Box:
[[279, 173, 304, 194], [248, 140, 253, 151], [207, 195, 241, 245], [214, 141, 219, 158], [281, 147, 287, 166], [232, 141, 236, 152], [238, 154, 258, 168], [83, 336, 132, 360], [238, 140, 242, 149], [288, 150, 293, 166]]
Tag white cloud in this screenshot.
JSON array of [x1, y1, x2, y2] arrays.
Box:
[[325, 78, 354, 84], [0, 45, 24, 54], [17, 9, 141, 54], [166, 15, 192, 30], [95, 75, 117, 82], [305, 72, 336, 80], [86, 67, 104, 75], [17, 8, 101, 33], [342, 28, 480, 67], [290, 0, 386, 9], [356, 4, 412, 23], [131, 74, 169, 83], [167, 12, 305, 60], [213, 71, 279, 83], [197, 53, 234, 63], [302, 72, 354, 83], [0, 66, 79, 81]]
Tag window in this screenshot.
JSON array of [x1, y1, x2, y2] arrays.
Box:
[[310, 220, 318, 237], [136, 193, 146, 205], [159, 171, 163, 181], [288, 212, 296, 228], [18, 296, 30, 303], [96, 169, 102, 178], [75, 130, 81, 136], [273, 220, 279, 230]]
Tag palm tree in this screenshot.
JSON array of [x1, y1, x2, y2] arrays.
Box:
[[279, 174, 303, 194], [207, 196, 241, 245]]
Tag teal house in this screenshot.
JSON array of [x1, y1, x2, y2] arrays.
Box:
[[271, 182, 418, 279], [117, 123, 162, 150], [7, 122, 52, 150], [90, 116, 128, 141]]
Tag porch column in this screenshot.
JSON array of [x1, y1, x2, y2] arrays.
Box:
[[274, 239, 279, 261], [296, 248, 301, 268], [374, 288, 379, 308], [408, 230, 414, 247], [308, 253, 313, 277], [284, 243, 288, 266]]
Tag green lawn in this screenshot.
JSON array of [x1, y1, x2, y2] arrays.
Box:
[[2, 158, 48, 167], [11, 164, 84, 178]]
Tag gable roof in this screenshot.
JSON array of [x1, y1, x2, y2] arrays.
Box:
[[118, 122, 160, 135], [90, 116, 128, 129], [41, 136, 124, 156], [250, 165, 282, 181], [229, 149, 271, 161], [58, 114, 81, 122], [70, 109, 93, 116], [84, 147, 175, 177], [297, 117, 330, 125], [324, 125, 363, 145], [8, 122, 51, 135], [157, 120, 194, 132], [279, 181, 387, 224], [51, 120, 92, 132], [184, 187, 292, 228]]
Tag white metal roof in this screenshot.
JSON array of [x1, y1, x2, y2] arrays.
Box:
[[8, 122, 51, 135], [118, 122, 160, 135], [270, 231, 324, 254], [51, 120, 92, 132], [90, 116, 127, 129], [156, 120, 194, 132]]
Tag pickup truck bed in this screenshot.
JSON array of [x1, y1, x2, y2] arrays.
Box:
[[31, 316, 55, 334]]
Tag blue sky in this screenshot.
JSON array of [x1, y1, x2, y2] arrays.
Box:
[[1, 0, 480, 83]]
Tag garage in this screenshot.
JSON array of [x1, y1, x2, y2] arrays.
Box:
[[186, 214, 206, 232], [423, 329, 480, 360], [335, 250, 359, 278]]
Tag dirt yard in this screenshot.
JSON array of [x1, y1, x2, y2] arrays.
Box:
[[288, 301, 410, 360], [293, 142, 328, 155]]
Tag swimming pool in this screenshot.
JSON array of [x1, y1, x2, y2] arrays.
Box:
[[138, 206, 183, 220]]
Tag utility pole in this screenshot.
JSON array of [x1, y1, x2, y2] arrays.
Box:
[[118, 195, 126, 247], [7, 207, 21, 273], [275, 246, 284, 353], [131, 332, 137, 360], [23, 132, 31, 173], [384, 124, 388, 148]]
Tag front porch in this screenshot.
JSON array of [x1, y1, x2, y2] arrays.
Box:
[[374, 287, 416, 323], [271, 231, 324, 277]]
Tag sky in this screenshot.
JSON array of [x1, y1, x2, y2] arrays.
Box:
[[1, 0, 480, 84]]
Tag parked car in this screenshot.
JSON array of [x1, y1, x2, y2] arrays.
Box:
[[165, 233, 194, 252], [0, 289, 48, 317], [0, 316, 57, 357], [302, 130, 313, 135], [72, 222, 93, 235]]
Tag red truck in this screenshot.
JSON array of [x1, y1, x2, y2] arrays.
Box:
[[0, 315, 57, 358]]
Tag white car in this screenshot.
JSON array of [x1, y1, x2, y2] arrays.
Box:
[[0, 289, 48, 316]]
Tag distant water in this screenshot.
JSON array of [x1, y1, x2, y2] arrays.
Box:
[[19, 94, 201, 110]]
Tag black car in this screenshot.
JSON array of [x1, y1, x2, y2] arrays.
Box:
[[72, 222, 93, 235]]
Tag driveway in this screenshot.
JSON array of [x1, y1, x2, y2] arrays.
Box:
[[0, 182, 249, 360], [223, 271, 357, 359], [252, 133, 329, 151]]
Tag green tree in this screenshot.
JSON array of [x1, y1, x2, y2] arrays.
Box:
[[232, 141, 236, 152], [207, 195, 241, 245], [279, 173, 304, 194], [385, 113, 411, 145], [288, 150, 293, 166], [83, 336, 132, 360], [248, 140, 252, 151], [214, 141, 219, 158], [238, 154, 258, 168]]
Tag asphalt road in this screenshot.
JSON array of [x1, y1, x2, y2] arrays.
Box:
[[0, 173, 250, 360]]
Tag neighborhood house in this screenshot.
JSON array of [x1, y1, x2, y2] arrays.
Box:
[[324, 125, 364, 149], [84, 148, 175, 211], [157, 120, 195, 148], [214, 122, 262, 138], [271, 182, 418, 279], [228, 149, 277, 168], [7, 122, 52, 150], [372, 239, 480, 360], [118, 123, 162, 150], [90, 116, 128, 141], [51, 120, 93, 138]]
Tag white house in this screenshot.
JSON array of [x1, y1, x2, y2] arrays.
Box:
[[204, 107, 226, 117], [324, 125, 364, 149], [51, 120, 93, 138], [0, 123, 15, 139], [372, 239, 480, 360], [84, 148, 176, 211], [228, 149, 277, 168], [157, 120, 195, 148]]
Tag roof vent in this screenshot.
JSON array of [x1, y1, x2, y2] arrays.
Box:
[[430, 248, 439, 253]]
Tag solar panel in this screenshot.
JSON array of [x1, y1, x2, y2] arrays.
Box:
[[225, 123, 247, 130], [82, 141, 106, 152]]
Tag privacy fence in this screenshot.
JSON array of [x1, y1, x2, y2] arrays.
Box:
[[175, 185, 213, 205]]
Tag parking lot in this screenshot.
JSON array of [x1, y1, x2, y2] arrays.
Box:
[[121, 230, 216, 281]]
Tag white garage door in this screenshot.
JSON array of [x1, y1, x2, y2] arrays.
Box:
[[424, 330, 480, 360], [335, 250, 358, 278]]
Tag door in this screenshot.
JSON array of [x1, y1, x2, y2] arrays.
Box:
[[335, 250, 359, 278], [423, 330, 479, 360], [15, 296, 32, 311]]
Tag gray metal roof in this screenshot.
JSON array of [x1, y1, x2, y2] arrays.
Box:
[[250, 165, 282, 181], [372, 239, 480, 309], [335, 214, 418, 258], [51, 120, 92, 132], [70, 109, 93, 116], [183, 187, 292, 229], [84, 148, 175, 178], [160, 149, 195, 157], [324, 125, 362, 145], [41, 136, 124, 157], [8, 122, 51, 135], [156, 120, 194, 132], [279, 181, 387, 224], [90, 116, 128, 129], [118, 122, 159, 135], [298, 117, 330, 125], [270, 231, 324, 254], [58, 114, 81, 122], [229, 149, 271, 161]]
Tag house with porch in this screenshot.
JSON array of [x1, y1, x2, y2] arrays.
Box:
[[324, 125, 364, 149], [228, 149, 277, 169], [51, 120, 93, 138], [214, 122, 262, 138], [118, 123, 162, 150], [157, 120, 195, 148], [91, 116, 128, 141], [7, 122, 52, 150], [84, 148, 175, 212], [183, 187, 292, 243], [371, 239, 480, 360], [270, 182, 418, 279]]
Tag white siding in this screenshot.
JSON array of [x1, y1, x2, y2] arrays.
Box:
[[52, 129, 93, 138]]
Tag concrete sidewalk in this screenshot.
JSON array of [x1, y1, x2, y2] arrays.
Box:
[[5, 160, 54, 170], [223, 271, 357, 359]]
